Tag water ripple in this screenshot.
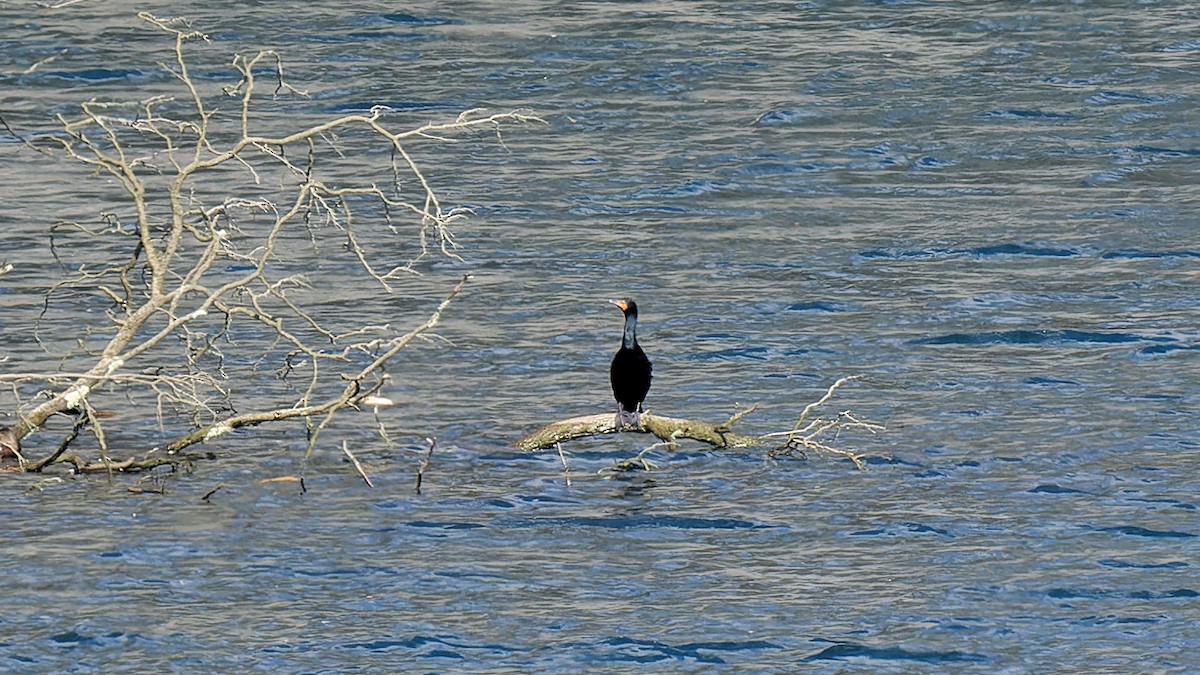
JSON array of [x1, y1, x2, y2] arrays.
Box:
[[859, 242, 1083, 259], [1046, 588, 1199, 600], [527, 515, 773, 530], [590, 636, 782, 664], [340, 634, 514, 656], [978, 109, 1075, 120], [913, 330, 1171, 347], [805, 641, 988, 663], [1098, 526, 1197, 539], [1101, 249, 1200, 259]]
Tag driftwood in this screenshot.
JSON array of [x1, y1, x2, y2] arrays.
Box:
[[518, 408, 759, 451], [518, 377, 883, 469]]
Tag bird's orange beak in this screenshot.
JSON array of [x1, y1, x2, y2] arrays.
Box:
[[608, 299, 628, 311]]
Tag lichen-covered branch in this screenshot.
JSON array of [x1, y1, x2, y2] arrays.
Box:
[[517, 409, 760, 452], [519, 379, 883, 469]]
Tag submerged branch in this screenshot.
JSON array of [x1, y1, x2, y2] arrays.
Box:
[[2, 12, 536, 480], [517, 410, 759, 452], [152, 274, 470, 459], [518, 378, 881, 469]]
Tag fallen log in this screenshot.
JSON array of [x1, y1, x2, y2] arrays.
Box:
[[517, 407, 759, 452], [517, 377, 883, 470]]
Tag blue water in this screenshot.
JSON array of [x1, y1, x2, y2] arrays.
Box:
[[2, 1, 1199, 672]]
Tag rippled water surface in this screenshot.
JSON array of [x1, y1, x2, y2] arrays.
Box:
[[2, 1, 1199, 672]]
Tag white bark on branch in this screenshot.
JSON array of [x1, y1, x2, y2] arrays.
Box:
[[3, 13, 541, 474]]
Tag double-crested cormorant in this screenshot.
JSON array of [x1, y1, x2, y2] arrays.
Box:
[[609, 298, 652, 427]]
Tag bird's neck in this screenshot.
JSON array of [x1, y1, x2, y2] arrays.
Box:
[[622, 315, 638, 349]]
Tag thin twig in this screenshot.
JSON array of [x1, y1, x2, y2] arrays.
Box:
[[27, 413, 88, 472], [36, 0, 96, 8], [786, 375, 862, 445], [342, 440, 374, 488], [556, 442, 571, 486], [416, 437, 435, 494], [24, 477, 64, 493], [600, 436, 677, 475], [22, 49, 68, 74], [0, 114, 55, 157]]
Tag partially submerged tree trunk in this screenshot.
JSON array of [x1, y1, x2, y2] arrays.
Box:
[[519, 377, 883, 470], [518, 409, 759, 451]]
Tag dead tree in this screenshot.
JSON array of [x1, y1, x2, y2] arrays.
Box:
[[0, 13, 540, 473]]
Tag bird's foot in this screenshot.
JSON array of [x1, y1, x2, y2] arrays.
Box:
[[615, 409, 642, 430]]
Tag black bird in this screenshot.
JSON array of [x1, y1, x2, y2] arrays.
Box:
[[609, 298, 652, 427]]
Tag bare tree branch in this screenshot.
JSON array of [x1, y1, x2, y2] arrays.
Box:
[[3, 13, 540, 474], [519, 379, 883, 470]]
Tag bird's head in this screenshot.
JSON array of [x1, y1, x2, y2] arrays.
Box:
[[608, 298, 638, 316]]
